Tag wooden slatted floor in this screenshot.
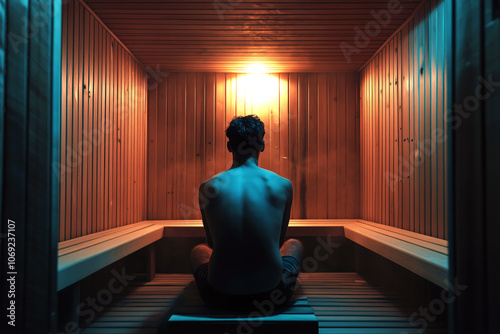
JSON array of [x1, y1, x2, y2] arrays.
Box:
[[82, 273, 447, 334]]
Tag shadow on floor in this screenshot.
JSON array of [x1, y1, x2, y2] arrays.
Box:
[[159, 280, 319, 334]]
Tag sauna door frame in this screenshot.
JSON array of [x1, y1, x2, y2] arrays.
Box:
[[451, 0, 500, 333], [1, 1, 61, 333]]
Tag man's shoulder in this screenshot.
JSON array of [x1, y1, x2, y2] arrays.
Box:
[[260, 169, 292, 192], [201, 168, 292, 192], [200, 172, 230, 190]]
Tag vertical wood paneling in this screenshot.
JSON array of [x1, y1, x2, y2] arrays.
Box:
[[61, 1, 70, 240], [347, 73, 360, 218], [71, 0, 80, 238], [117, 46, 122, 228], [205, 73, 215, 181], [297, 73, 308, 218], [90, 15, 97, 234], [409, 17, 416, 233], [176, 73, 187, 217], [423, 1, 431, 237], [166, 76, 175, 218], [402, 24, 410, 232], [59, 1, 148, 241], [327, 73, 337, 219], [307, 74, 318, 218], [82, 9, 89, 236], [336, 73, 347, 217], [288, 73, 299, 218], [97, 22, 104, 235], [186, 72, 196, 216], [270, 74, 280, 177], [318, 73, 328, 218], [381, 47, 387, 226], [360, 0, 449, 239], [279, 74, 289, 181], [148, 72, 360, 220]]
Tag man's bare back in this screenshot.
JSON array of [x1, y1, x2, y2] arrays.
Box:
[[199, 163, 293, 295], [191, 115, 301, 307]]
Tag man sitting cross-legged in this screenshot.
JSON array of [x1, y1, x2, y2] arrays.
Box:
[[190, 115, 303, 309]]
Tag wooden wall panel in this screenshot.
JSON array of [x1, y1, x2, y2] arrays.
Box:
[[148, 72, 360, 220], [59, 0, 148, 241], [359, 0, 450, 239]]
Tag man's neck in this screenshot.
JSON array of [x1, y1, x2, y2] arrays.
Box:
[[230, 156, 259, 169]]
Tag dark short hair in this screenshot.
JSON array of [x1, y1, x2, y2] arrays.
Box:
[[225, 115, 265, 152]]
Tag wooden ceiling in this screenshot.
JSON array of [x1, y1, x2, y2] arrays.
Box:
[[84, 0, 422, 73]]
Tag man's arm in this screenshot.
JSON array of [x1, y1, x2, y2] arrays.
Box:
[[199, 183, 214, 248], [279, 180, 293, 248]]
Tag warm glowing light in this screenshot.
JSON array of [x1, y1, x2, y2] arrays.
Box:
[[236, 73, 279, 117], [247, 64, 267, 73], [238, 74, 274, 102]]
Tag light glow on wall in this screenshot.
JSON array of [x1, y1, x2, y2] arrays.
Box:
[[239, 74, 275, 103], [237, 67, 277, 104], [228, 64, 279, 118]]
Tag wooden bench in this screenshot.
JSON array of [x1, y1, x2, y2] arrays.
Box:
[[154, 219, 449, 288], [59, 219, 448, 332], [344, 220, 448, 289], [154, 219, 351, 238], [57, 219, 350, 291], [58, 219, 448, 290], [58, 221, 164, 291]]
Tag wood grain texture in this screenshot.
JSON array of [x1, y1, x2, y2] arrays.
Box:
[[148, 218, 449, 286], [80, 0, 421, 73], [166, 291, 317, 334], [147, 72, 360, 220], [156, 219, 352, 238], [81, 273, 447, 334], [59, 1, 148, 241], [344, 223, 448, 288], [58, 222, 164, 291], [359, 0, 449, 239]]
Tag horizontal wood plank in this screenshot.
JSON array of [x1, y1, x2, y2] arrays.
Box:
[[83, 273, 446, 333], [59, 222, 157, 253], [58, 225, 164, 290], [59, 219, 449, 292], [344, 224, 448, 288], [81, 0, 420, 72]]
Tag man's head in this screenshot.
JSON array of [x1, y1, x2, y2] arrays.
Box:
[[225, 115, 265, 159]]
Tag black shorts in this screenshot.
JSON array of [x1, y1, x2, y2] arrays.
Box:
[[193, 256, 300, 310]]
